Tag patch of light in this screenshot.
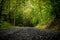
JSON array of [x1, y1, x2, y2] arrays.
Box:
[[23, 0, 34, 14], [24, 8, 32, 14]]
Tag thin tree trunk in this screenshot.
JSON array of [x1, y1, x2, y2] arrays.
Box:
[[13, 0, 18, 26], [0, 0, 4, 22], [0, 0, 3, 18]]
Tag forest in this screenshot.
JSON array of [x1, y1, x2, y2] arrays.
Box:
[[0, 0, 60, 31]]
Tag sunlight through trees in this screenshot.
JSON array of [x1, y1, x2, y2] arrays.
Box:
[[0, 0, 60, 30]]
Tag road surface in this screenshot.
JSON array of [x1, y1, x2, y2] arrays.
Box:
[[0, 27, 60, 40]]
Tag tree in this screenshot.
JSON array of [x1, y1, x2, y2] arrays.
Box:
[[47, 0, 60, 30]]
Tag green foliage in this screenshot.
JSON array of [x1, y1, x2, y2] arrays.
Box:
[[15, 13, 23, 26], [1, 0, 59, 30], [0, 21, 15, 29]]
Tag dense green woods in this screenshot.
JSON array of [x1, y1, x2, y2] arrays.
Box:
[[0, 0, 60, 30]]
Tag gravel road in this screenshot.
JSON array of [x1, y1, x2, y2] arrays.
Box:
[[0, 27, 60, 40]]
